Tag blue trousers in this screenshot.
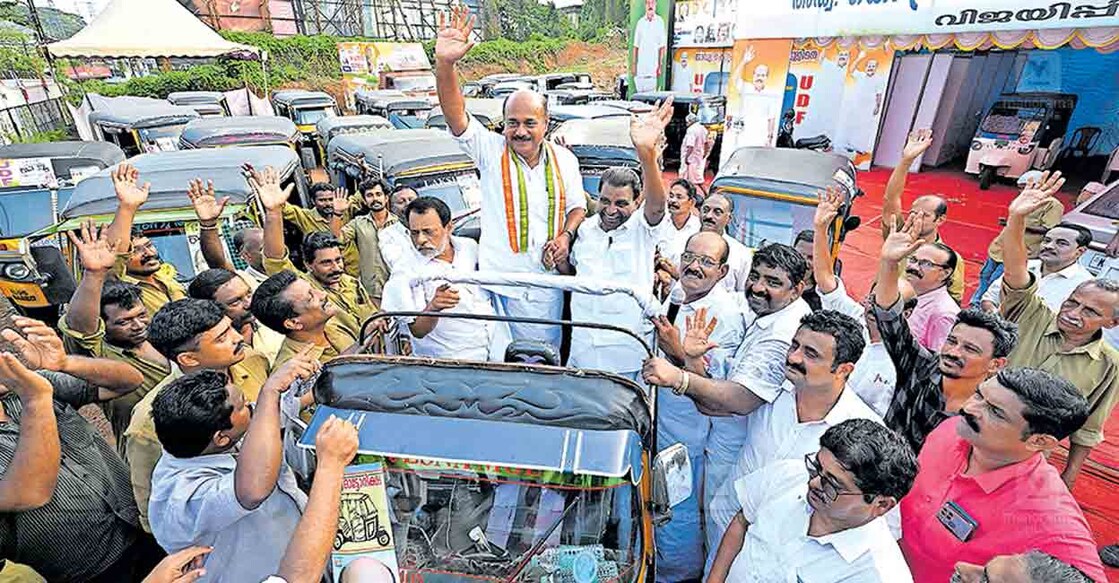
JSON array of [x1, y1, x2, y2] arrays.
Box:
[[969, 258, 1004, 307]]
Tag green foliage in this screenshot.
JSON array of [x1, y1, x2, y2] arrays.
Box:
[[463, 38, 569, 72], [0, 1, 86, 40], [0, 30, 45, 77], [10, 128, 69, 143]]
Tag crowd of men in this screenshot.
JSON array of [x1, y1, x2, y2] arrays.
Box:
[[0, 7, 1117, 583]]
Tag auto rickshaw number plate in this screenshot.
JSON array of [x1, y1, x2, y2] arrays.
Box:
[[0, 279, 48, 307]]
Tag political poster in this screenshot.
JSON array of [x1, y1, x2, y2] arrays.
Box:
[[0, 157, 55, 189], [833, 42, 895, 169], [673, 0, 735, 48], [331, 462, 400, 581], [337, 42, 432, 111], [720, 39, 794, 167], [628, 0, 672, 94], [670, 48, 731, 95]]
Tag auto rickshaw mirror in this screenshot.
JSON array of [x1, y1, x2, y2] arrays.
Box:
[[651, 443, 691, 526], [843, 215, 861, 233]]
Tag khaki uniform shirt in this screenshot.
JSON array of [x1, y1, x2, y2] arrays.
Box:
[[987, 199, 1065, 262], [57, 317, 171, 445], [282, 203, 360, 279], [112, 257, 188, 317], [338, 212, 399, 301], [274, 318, 359, 367], [1001, 275, 1119, 447], [122, 351, 270, 532], [263, 250, 376, 335]]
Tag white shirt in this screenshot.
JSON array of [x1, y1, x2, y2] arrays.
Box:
[[633, 14, 667, 78], [451, 118, 586, 291], [819, 278, 897, 418], [981, 259, 1093, 311], [732, 87, 778, 148], [703, 297, 812, 527], [706, 381, 882, 558], [722, 234, 753, 293], [380, 236, 499, 361], [568, 206, 669, 373], [726, 459, 913, 583], [656, 213, 701, 270], [658, 284, 746, 454], [378, 221, 412, 273]]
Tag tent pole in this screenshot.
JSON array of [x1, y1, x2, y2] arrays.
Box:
[[262, 51, 270, 100]]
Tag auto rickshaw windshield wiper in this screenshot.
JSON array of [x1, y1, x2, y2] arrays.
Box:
[[502, 496, 578, 582]]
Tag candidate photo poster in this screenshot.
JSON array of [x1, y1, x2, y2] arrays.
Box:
[[721, 38, 794, 168], [673, 0, 735, 48], [834, 43, 896, 170], [629, 0, 672, 94], [670, 48, 731, 95], [785, 43, 850, 147]]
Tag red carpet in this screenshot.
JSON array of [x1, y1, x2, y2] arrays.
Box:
[[672, 166, 1118, 580]]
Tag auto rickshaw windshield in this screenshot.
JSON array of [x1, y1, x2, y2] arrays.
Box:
[[696, 101, 725, 125], [392, 74, 436, 92], [138, 125, 188, 152], [379, 457, 643, 582], [0, 187, 71, 237], [295, 107, 335, 126], [410, 176, 478, 216], [979, 105, 1046, 138]]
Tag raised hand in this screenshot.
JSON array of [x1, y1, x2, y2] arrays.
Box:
[[1008, 170, 1064, 218], [112, 163, 150, 208], [435, 5, 476, 65], [1, 317, 67, 372], [248, 166, 294, 212], [742, 45, 756, 64], [880, 212, 927, 263], [631, 96, 675, 154], [187, 179, 229, 223], [261, 345, 321, 395], [66, 220, 118, 273], [425, 283, 460, 312], [315, 415, 359, 469], [651, 314, 685, 362], [813, 185, 844, 231], [901, 128, 933, 161], [0, 352, 52, 401], [332, 188, 351, 216], [683, 306, 719, 358]]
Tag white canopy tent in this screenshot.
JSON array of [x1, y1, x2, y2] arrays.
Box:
[[46, 0, 261, 59]]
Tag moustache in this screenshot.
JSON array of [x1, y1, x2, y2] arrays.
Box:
[[905, 268, 922, 278], [749, 290, 769, 302], [941, 354, 963, 368], [233, 341, 247, 354], [785, 360, 806, 375], [512, 135, 532, 142], [683, 266, 703, 279], [961, 410, 981, 434]]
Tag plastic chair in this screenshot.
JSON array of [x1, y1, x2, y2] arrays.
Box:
[[1059, 126, 1102, 163]]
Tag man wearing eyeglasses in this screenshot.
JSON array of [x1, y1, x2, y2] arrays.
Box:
[[707, 419, 918, 582], [646, 231, 745, 581], [878, 212, 961, 351]]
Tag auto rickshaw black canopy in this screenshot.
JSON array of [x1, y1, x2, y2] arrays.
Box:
[[315, 115, 392, 143], [354, 89, 432, 113], [178, 116, 300, 149], [714, 147, 856, 199], [327, 129, 473, 179], [0, 141, 126, 172], [550, 117, 638, 165], [427, 98, 504, 130], [271, 89, 336, 109], [88, 100, 200, 130], [167, 91, 226, 106], [62, 145, 300, 218]]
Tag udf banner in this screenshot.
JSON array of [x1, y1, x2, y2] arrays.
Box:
[[833, 42, 895, 169], [629, 0, 672, 93], [720, 38, 794, 168]]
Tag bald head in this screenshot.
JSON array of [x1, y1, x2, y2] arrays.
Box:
[[503, 89, 549, 163], [910, 194, 948, 238], [688, 231, 730, 264]]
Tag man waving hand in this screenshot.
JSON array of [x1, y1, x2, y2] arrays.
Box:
[[435, 6, 586, 348]]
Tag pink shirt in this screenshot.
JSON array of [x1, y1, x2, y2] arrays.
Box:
[[906, 285, 959, 352], [682, 123, 708, 166], [900, 420, 1107, 583]]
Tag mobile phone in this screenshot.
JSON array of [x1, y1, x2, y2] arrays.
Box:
[[937, 500, 978, 542]]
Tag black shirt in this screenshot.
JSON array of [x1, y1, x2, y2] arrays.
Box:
[[0, 372, 140, 582]]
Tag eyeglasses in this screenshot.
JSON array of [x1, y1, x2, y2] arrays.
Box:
[[681, 252, 723, 270], [906, 256, 949, 270], [804, 453, 869, 504]]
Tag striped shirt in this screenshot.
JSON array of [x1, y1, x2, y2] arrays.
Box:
[[0, 372, 140, 582]]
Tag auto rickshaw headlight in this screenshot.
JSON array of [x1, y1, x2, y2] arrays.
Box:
[[1017, 145, 1035, 155], [3, 263, 30, 281], [970, 140, 983, 151]]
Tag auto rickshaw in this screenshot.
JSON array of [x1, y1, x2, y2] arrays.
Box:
[[326, 129, 481, 238], [966, 92, 1077, 190], [598, 100, 655, 115], [630, 91, 726, 170], [296, 272, 691, 582], [490, 81, 535, 100], [547, 104, 631, 135], [89, 98, 200, 156], [426, 99, 505, 132], [711, 147, 861, 258], [177, 116, 301, 151], [41, 146, 309, 283], [313, 115, 393, 167], [166, 91, 230, 117], [550, 116, 638, 203], [477, 73, 529, 97], [354, 90, 434, 129], [530, 72, 593, 93], [0, 141, 124, 320]]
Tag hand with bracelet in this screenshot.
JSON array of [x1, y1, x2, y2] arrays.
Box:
[[187, 178, 230, 230]]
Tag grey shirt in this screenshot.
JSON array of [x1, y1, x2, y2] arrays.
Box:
[[149, 450, 307, 583], [0, 371, 140, 582]]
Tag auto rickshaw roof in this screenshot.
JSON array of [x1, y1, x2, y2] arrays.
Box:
[[179, 116, 300, 147], [166, 91, 226, 105], [309, 356, 652, 441], [327, 129, 473, 177], [354, 89, 432, 110], [550, 104, 631, 121], [597, 100, 655, 114], [551, 117, 635, 149], [62, 146, 299, 219], [631, 90, 726, 105], [0, 141, 125, 167], [271, 89, 336, 108], [713, 147, 856, 198], [315, 115, 393, 141], [430, 98, 504, 123], [88, 100, 200, 129]]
